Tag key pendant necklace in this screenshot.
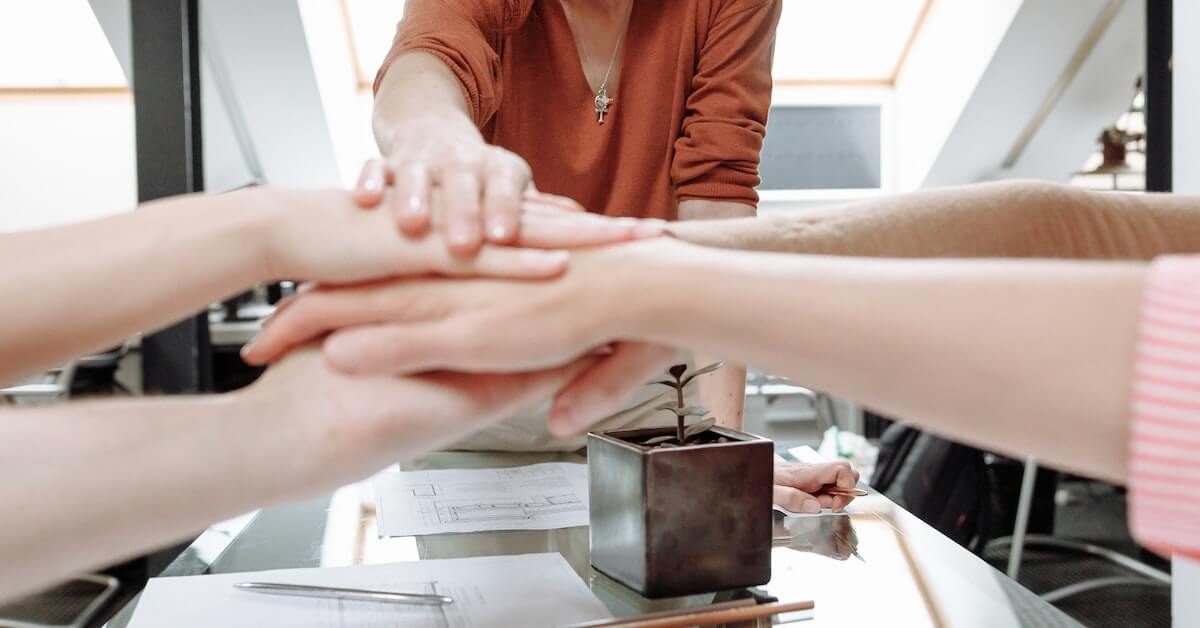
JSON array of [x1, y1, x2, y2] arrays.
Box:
[[576, 1, 634, 126]]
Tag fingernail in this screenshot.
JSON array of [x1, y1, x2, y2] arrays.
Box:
[[489, 222, 511, 241], [404, 194, 422, 216], [803, 499, 821, 514], [363, 175, 382, 194]]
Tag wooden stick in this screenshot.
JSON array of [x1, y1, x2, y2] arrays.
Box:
[[822, 487, 868, 497], [564, 599, 815, 628]]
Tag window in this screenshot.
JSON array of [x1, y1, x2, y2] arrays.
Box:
[[342, 0, 408, 89], [0, 1, 125, 89], [773, 0, 931, 84], [341, 0, 932, 89]]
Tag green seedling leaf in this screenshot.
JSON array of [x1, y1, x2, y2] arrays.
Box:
[[648, 379, 681, 389], [681, 362, 725, 387], [668, 364, 688, 379], [643, 435, 676, 446], [655, 402, 682, 414], [678, 406, 709, 417], [684, 417, 717, 441]]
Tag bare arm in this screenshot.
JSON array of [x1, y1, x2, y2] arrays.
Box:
[[369, 26, 533, 252], [0, 190, 265, 384], [2, 186, 654, 386], [668, 180, 1200, 261], [256, 240, 1146, 484], [0, 349, 589, 600], [372, 52, 475, 155], [614, 242, 1143, 483]]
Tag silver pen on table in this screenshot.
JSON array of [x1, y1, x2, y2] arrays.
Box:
[[233, 582, 453, 606]]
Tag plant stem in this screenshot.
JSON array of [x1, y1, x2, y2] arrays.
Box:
[[676, 376, 686, 443]]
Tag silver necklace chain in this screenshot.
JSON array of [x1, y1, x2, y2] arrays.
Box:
[[570, 1, 634, 124]]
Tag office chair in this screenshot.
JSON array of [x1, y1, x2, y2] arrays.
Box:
[[986, 457, 1170, 603]]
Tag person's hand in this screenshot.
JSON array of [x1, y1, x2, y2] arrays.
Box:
[[353, 115, 538, 255], [772, 459, 861, 514], [240, 240, 686, 431], [255, 187, 663, 284], [238, 347, 597, 490]]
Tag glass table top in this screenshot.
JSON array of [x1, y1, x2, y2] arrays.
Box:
[[104, 448, 1082, 627]]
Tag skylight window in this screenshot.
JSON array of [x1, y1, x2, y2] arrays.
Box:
[[0, 1, 125, 88], [342, 0, 931, 89], [772, 0, 931, 83]]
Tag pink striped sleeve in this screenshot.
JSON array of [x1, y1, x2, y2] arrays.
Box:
[[1129, 256, 1200, 559]]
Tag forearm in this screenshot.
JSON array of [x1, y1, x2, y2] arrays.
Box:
[[0, 394, 322, 598], [372, 52, 479, 154], [613, 242, 1143, 482], [697, 358, 746, 429], [668, 180, 1200, 260], [0, 189, 275, 384]]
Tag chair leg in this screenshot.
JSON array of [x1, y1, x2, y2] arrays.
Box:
[[1006, 456, 1040, 579]]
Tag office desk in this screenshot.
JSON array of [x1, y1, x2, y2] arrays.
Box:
[[105, 449, 1081, 627]]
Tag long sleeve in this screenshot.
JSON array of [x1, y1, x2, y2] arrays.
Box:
[[373, 0, 534, 127], [668, 180, 1200, 261], [1128, 256, 1200, 560], [672, 0, 781, 207]]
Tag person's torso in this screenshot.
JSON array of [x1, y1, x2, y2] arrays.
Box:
[[484, 1, 711, 220]]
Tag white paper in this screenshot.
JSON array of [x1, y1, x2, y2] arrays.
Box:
[[375, 463, 590, 537], [126, 553, 610, 628]]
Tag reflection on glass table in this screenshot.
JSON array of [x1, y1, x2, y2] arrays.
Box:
[[104, 449, 1082, 628]]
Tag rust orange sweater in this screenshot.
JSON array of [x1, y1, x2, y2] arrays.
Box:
[[376, 0, 781, 220]]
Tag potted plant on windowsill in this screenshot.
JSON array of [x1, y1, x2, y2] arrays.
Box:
[[587, 363, 773, 598]]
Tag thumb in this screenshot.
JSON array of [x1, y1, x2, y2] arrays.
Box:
[[774, 485, 822, 515]]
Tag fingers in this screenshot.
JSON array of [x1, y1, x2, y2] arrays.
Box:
[[518, 209, 665, 249], [242, 289, 386, 366], [353, 159, 387, 208], [774, 486, 822, 515], [438, 166, 484, 255], [438, 246, 568, 279], [390, 162, 432, 237], [323, 318, 503, 376], [548, 342, 676, 435], [524, 191, 587, 213], [480, 151, 529, 243]]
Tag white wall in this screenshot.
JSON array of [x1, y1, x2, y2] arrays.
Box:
[[1173, 0, 1200, 622], [0, 94, 136, 232], [923, 0, 1141, 186], [892, 0, 1023, 191], [992, 0, 1143, 183]]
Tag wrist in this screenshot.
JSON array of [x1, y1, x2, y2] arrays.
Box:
[[376, 110, 482, 156], [243, 186, 312, 283], [229, 374, 335, 497], [568, 238, 695, 344]]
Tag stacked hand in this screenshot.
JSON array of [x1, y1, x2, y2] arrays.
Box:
[[241, 174, 667, 480], [248, 222, 863, 510]]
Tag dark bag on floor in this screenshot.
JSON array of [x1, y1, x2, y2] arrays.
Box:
[[872, 423, 991, 550]]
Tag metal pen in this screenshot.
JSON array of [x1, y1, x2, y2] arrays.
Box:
[[233, 582, 453, 606]]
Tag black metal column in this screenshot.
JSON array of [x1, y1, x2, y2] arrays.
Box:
[[1146, 0, 1172, 193], [132, 0, 212, 394]]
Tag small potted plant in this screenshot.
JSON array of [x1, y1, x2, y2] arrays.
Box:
[[587, 363, 773, 598]]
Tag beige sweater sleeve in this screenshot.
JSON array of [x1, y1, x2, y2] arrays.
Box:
[[666, 180, 1200, 260]]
